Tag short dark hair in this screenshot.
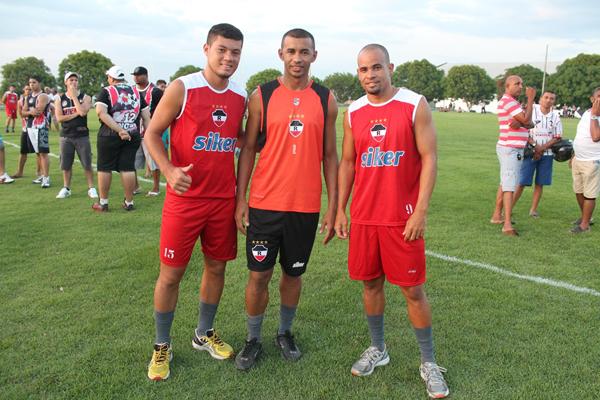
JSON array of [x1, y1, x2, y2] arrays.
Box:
[[543, 89, 556, 96], [29, 76, 41, 83], [207, 23, 243, 44], [359, 44, 390, 64], [592, 87, 600, 97], [156, 79, 167, 85], [281, 28, 315, 49]]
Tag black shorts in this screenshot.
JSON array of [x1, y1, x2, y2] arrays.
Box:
[[96, 133, 141, 172], [246, 208, 319, 276], [20, 128, 49, 154]]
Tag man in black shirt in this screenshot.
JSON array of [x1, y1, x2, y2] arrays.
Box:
[[92, 66, 151, 212], [54, 72, 97, 199], [132, 66, 163, 196]]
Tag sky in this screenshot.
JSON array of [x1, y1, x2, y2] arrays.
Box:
[[0, 0, 598, 88]]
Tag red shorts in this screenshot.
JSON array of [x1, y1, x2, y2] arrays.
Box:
[[348, 224, 426, 287], [5, 107, 16, 119], [159, 193, 237, 267]]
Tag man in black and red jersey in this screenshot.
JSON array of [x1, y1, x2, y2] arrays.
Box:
[[234, 28, 338, 370], [144, 23, 246, 381], [54, 72, 97, 199], [92, 66, 151, 212], [132, 66, 163, 196]]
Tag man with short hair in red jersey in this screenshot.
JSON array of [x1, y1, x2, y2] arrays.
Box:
[[143, 23, 246, 381], [335, 44, 449, 399], [234, 28, 338, 370], [2, 85, 18, 133]]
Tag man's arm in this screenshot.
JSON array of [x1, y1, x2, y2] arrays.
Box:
[[319, 94, 339, 244], [22, 93, 49, 118], [334, 110, 356, 240], [95, 104, 132, 142], [1, 92, 7, 104], [510, 87, 536, 129], [235, 90, 261, 235], [591, 98, 600, 142], [403, 97, 437, 242], [144, 79, 193, 195]]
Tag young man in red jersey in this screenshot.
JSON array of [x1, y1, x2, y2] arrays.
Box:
[[2, 85, 18, 133], [335, 44, 449, 399], [234, 28, 338, 370], [144, 23, 246, 381]]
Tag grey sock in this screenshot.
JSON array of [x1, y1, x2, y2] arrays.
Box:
[[278, 304, 297, 335], [247, 313, 264, 342], [414, 326, 435, 363], [196, 301, 218, 336], [154, 310, 175, 344], [367, 314, 385, 351]]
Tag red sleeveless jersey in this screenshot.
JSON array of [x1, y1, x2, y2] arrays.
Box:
[[249, 79, 330, 213], [4, 92, 18, 111], [169, 71, 246, 199], [347, 88, 423, 226]]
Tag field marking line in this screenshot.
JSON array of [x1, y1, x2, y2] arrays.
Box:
[[4, 139, 165, 187], [427, 250, 600, 297]]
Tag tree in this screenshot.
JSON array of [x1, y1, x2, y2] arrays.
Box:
[[1, 57, 56, 94], [444, 65, 496, 108], [323, 72, 362, 102], [57, 50, 113, 96], [548, 53, 600, 109], [245, 68, 282, 93], [496, 64, 544, 99], [392, 59, 444, 101], [170, 65, 202, 82], [310, 76, 323, 86]]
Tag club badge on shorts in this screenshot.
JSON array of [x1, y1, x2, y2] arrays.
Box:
[[252, 243, 268, 262]]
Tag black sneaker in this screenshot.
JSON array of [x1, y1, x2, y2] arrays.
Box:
[[275, 330, 302, 361], [234, 338, 262, 371], [122, 201, 135, 211]]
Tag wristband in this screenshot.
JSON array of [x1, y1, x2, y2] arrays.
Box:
[[591, 115, 599, 120]]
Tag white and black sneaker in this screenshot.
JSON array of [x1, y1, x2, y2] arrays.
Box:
[[41, 176, 50, 188], [32, 176, 42, 184], [56, 187, 71, 198], [351, 345, 390, 376]]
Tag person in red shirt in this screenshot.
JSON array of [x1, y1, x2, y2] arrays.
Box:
[[2, 85, 18, 133], [234, 28, 338, 370], [335, 44, 449, 399], [143, 23, 246, 381]]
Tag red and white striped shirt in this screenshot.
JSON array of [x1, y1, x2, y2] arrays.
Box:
[[497, 94, 528, 148]]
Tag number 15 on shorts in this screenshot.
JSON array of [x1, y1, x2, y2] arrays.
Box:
[[163, 248, 175, 259]]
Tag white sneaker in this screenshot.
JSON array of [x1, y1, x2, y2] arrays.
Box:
[[420, 362, 449, 399], [32, 176, 42, 184], [0, 173, 14, 184], [56, 187, 71, 198], [351, 345, 390, 376], [41, 176, 50, 188], [88, 187, 99, 199]]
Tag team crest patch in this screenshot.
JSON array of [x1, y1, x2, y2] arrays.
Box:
[[293, 97, 300, 106], [289, 120, 304, 137], [252, 245, 268, 262], [212, 109, 227, 127], [370, 123, 387, 142], [62, 100, 68, 107]]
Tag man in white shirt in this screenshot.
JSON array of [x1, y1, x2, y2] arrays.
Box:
[[571, 87, 600, 233], [513, 91, 563, 217]]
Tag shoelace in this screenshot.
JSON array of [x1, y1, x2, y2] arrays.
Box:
[[282, 333, 298, 351], [424, 364, 447, 385], [240, 340, 258, 357], [360, 348, 383, 365], [154, 346, 169, 365], [209, 332, 225, 347]]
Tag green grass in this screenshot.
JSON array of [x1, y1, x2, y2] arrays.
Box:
[[1, 110, 599, 399]]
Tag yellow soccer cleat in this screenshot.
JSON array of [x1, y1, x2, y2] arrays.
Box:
[[147, 343, 172, 381], [192, 329, 234, 360]]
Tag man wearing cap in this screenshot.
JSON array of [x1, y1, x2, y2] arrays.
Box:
[[54, 72, 98, 199], [132, 66, 164, 196], [92, 66, 151, 212]]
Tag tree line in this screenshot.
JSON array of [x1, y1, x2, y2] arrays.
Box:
[[2, 51, 598, 109]]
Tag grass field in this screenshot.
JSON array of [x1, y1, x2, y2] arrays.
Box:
[[1, 109, 599, 399]]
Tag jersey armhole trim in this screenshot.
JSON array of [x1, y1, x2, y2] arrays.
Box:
[[175, 79, 187, 120], [412, 95, 423, 125]]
